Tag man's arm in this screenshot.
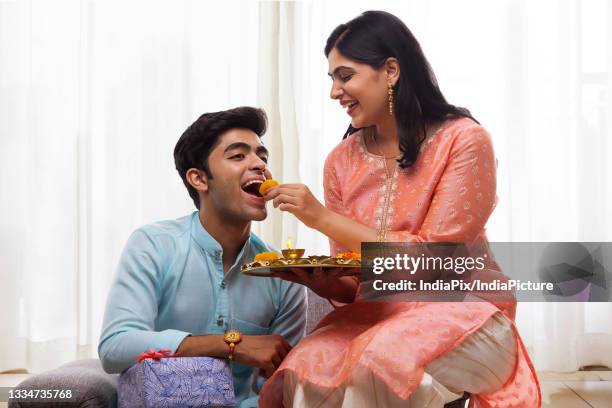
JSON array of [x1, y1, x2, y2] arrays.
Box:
[[176, 333, 291, 378], [98, 229, 190, 373], [178, 278, 306, 379], [268, 279, 307, 346], [175, 335, 227, 358], [100, 229, 301, 376]]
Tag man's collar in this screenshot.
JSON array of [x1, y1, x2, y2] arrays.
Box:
[[190, 211, 252, 261], [191, 211, 223, 254]]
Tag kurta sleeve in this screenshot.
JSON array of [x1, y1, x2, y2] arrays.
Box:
[[97, 229, 191, 373], [386, 125, 497, 243], [323, 151, 347, 255]]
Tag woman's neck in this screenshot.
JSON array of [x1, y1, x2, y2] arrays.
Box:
[[373, 114, 400, 156], [373, 116, 447, 153]]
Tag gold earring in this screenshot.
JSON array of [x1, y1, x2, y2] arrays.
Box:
[[387, 81, 394, 116]]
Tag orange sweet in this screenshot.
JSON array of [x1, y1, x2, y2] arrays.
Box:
[[336, 252, 361, 260], [259, 179, 279, 195], [254, 251, 281, 262]]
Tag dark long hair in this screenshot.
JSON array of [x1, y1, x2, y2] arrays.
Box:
[[325, 10, 477, 168]]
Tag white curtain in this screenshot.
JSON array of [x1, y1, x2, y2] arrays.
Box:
[[0, 0, 261, 372], [1, 0, 610, 373]]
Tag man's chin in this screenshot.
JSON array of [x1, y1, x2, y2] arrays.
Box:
[[247, 207, 267, 222]]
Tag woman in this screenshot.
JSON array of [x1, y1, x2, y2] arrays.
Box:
[[260, 11, 541, 407]]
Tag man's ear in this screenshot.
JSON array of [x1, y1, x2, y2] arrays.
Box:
[[186, 168, 209, 194], [385, 57, 400, 87]]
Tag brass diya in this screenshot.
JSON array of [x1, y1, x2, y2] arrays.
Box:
[[281, 248, 305, 259]]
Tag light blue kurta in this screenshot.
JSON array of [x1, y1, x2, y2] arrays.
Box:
[[98, 212, 307, 406]]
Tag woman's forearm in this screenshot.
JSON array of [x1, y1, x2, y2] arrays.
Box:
[[326, 276, 359, 303], [315, 208, 378, 252]]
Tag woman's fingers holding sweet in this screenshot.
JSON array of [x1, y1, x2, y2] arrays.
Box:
[[265, 183, 305, 190], [281, 185, 315, 199], [265, 186, 299, 202], [262, 186, 281, 201], [269, 184, 311, 197], [278, 203, 299, 214], [272, 194, 299, 208], [265, 184, 324, 228], [280, 184, 308, 192]]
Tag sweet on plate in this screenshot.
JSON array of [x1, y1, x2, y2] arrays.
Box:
[[254, 251, 281, 262], [336, 252, 361, 260]]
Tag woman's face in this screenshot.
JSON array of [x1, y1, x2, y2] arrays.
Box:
[[327, 48, 390, 129]]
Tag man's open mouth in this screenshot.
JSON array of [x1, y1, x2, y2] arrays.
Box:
[[241, 179, 264, 198]]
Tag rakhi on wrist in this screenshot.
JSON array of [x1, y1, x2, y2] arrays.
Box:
[[224, 329, 242, 360]]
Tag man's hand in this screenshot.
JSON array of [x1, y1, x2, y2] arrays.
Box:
[[234, 334, 292, 378]]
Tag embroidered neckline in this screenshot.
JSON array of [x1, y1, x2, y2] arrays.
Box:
[[356, 119, 453, 241], [358, 120, 451, 160]]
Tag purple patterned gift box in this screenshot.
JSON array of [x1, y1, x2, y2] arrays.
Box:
[[118, 355, 235, 407]]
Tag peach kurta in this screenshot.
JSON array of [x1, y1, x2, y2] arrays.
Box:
[[259, 117, 541, 407]]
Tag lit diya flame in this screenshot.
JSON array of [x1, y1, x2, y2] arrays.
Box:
[[282, 236, 304, 259]]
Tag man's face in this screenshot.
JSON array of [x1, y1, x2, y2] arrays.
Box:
[[203, 128, 270, 222]]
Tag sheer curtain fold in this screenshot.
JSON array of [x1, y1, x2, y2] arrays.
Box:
[[0, 0, 261, 372], [1, 0, 610, 372]]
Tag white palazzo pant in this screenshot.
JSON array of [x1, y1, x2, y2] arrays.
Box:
[[283, 312, 517, 408]]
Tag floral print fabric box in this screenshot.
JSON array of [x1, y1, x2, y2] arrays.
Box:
[[118, 356, 235, 407]]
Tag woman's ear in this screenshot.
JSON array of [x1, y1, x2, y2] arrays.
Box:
[[385, 57, 400, 87], [186, 168, 208, 194]]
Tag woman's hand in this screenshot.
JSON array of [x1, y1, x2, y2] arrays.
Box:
[[272, 267, 359, 304], [263, 184, 329, 229]]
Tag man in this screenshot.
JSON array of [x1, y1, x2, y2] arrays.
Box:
[[98, 107, 306, 407]]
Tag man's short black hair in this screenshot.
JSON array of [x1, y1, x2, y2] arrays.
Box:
[[174, 106, 268, 209]]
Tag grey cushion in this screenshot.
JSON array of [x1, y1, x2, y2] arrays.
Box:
[[306, 289, 333, 333], [9, 359, 118, 408]]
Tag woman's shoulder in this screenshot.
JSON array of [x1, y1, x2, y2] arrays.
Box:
[[436, 116, 493, 152], [443, 116, 488, 136]]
